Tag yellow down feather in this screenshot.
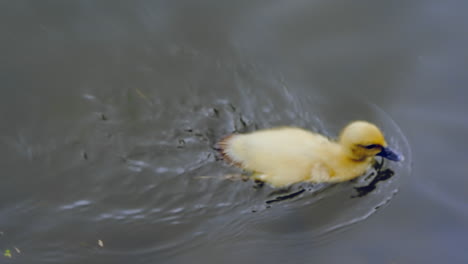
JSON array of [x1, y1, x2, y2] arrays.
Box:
[[218, 121, 400, 187]]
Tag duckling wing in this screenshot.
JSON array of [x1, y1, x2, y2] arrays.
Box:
[[221, 127, 331, 178]]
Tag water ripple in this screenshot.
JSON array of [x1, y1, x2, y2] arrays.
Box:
[[9, 57, 411, 263]]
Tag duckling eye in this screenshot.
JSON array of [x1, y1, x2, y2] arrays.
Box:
[[363, 144, 380, 149]]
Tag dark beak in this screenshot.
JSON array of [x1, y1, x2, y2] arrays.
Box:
[[377, 147, 403, 162]]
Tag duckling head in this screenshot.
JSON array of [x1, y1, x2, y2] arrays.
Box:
[[339, 121, 403, 162]]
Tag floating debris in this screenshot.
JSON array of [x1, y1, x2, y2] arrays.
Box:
[[135, 88, 153, 106], [14, 247, 20, 254], [135, 88, 149, 100], [4, 249, 11, 258], [98, 240, 104, 247], [177, 139, 186, 148], [193, 176, 213, 179]]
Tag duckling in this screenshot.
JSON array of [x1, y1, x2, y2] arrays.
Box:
[[217, 121, 402, 188]]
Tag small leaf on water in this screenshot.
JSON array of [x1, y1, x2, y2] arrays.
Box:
[[4, 249, 12, 258]]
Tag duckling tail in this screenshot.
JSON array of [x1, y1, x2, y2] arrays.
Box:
[[216, 134, 243, 167]]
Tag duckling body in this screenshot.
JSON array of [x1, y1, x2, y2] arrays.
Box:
[[218, 121, 402, 187]]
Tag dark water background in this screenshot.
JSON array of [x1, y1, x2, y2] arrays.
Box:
[[1, 1, 467, 263]]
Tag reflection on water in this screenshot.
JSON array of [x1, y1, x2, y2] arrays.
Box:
[[2, 0, 466, 263], [0, 61, 411, 262]]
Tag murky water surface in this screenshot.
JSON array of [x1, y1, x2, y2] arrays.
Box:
[[0, 1, 467, 263]]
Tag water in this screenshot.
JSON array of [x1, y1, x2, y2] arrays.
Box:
[[0, 1, 467, 263]]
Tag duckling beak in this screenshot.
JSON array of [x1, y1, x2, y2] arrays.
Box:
[[377, 147, 403, 162]]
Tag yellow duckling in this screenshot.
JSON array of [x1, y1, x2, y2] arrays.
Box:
[[217, 121, 402, 187]]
